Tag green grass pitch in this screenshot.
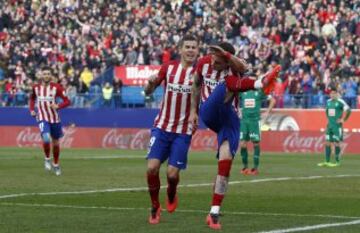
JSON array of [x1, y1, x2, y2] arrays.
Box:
[[0, 147, 360, 233]]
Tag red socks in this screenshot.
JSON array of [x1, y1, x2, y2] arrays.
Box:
[[147, 172, 161, 209], [212, 160, 233, 206], [167, 176, 179, 203], [43, 143, 50, 159], [53, 145, 60, 165], [225, 75, 256, 92]]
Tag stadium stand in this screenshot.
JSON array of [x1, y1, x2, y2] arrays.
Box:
[[0, 0, 359, 108]]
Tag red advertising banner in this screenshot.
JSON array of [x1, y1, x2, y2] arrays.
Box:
[[114, 65, 161, 86], [262, 109, 360, 132], [1, 126, 360, 154], [1, 109, 359, 154]]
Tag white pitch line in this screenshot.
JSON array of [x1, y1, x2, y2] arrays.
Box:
[[0, 174, 359, 200], [0, 155, 145, 160], [1, 202, 358, 220], [257, 219, 360, 233]]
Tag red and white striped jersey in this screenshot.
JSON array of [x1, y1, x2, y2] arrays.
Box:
[[29, 82, 71, 123], [196, 55, 239, 110], [154, 60, 195, 135]]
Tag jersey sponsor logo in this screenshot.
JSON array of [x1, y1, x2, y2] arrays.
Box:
[[167, 83, 192, 93], [328, 109, 336, 116], [37, 96, 55, 102], [244, 99, 255, 108], [203, 77, 219, 89]]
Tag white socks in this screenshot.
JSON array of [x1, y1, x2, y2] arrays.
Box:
[[210, 205, 220, 214]]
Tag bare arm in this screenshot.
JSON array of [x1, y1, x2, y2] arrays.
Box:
[[209, 45, 248, 74], [189, 73, 202, 133], [227, 54, 248, 74], [144, 74, 160, 96], [190, 73, 202, 114], [263, 95, 276, 122]]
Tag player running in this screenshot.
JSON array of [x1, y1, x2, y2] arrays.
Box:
[[239, 87, 276, 175], [29, 66, 71, 176], [190, 42, 281, 230], [144, 35, 199, 224], [318, 85, 351, 167]]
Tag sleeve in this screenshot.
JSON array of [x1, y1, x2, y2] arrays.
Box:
[[338, 98, 350, 111], [29, 86, 36, 112], [155, 63, 169, 85], [56, 85, 71, 109]]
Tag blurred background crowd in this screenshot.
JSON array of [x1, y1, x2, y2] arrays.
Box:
[[0, 0, 359, 108]]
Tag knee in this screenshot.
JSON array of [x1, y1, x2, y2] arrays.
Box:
[[42, 133, 51, 143], [167, 169, 179, 180], [147, 163, 160, 175], [147, 167, 159, 175], [52, 139, 59, 146]]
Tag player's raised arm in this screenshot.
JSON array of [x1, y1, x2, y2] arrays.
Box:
[[209, 45, 248, 74]]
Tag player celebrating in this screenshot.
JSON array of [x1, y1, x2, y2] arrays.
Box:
[[29, 66, 71, 176], [239, 87, 276, 175], [144, 35, 199, 224], [190, 42, 281, 230], [318, 86, 351, 167]]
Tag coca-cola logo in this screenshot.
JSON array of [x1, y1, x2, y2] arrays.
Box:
[[16, 126, 76, 148], [102, 129, 150, 149], [191, 131, 217, 150], [16, 128, 43, 147], [283, 132, 351, 153], [61, 126, 76, 148]]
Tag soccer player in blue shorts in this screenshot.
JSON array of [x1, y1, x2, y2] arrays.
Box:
[[144, 35, 199, 224], [190, 42, 281, 230], [29, 66, 71, 176]]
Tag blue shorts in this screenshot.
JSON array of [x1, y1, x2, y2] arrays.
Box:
[[147, 128, 192, 170], [200, 83, 240, 158], [38, 121, 64, 140]]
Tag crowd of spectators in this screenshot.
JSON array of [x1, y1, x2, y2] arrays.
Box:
[[0, 0, 359, 108]]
